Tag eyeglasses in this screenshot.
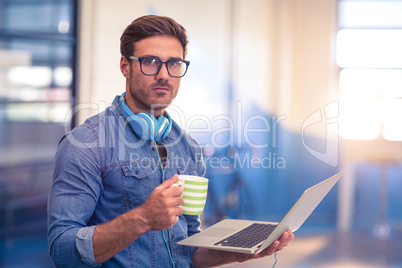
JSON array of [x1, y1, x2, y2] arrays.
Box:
[[129, 56, 190, 78]]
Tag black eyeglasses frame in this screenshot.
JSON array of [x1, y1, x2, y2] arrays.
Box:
[[129, 56, 190, 78]]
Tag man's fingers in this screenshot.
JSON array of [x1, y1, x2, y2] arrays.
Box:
[[255, 241, 279, 258], [275, 230, 294, 252], [156, 174, 179, 190], [275, 231, 289, 251], [171, 195, 184, 207], [171, 184, 183, 196], [174, 206, 183, 216], [255, 230, 294, 257]]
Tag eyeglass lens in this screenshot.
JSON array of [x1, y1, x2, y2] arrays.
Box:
[[141, 57, 187, 77]]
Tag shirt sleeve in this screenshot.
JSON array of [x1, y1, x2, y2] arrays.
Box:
[[184, 214, 201, 260], [48, 127, 103, 267], [76, 226, 98, 266], [187, 143, 206, 259]]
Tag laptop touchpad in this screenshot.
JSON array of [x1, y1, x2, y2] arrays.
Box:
[[202, 227, 237, 237]]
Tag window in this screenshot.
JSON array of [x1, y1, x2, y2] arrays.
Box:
[[0, 0, 77, 246], [337, 0, 402, 141], [0, 0, 76, 123], [0, 0, 77, 146]]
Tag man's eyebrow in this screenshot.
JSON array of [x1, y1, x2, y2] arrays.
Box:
[[138, 55, 184, 61], [168, 56, 184, 61], [139, 54, 158, 58]]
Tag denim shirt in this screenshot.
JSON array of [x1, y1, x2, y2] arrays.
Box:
[[48, 95, 205, 267]]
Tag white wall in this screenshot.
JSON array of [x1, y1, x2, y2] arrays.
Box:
[[265, 0, 338, 134]]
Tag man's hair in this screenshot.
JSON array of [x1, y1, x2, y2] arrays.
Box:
[[120, 15, 188, 60]]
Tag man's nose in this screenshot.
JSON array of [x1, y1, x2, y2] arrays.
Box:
[[155, 63, 170, 81]]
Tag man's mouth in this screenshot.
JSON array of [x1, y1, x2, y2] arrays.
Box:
[[153, 87, 169, 91], [152, 86, 170, 93]]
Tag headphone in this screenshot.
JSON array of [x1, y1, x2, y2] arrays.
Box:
[[119, 93, 172, 142]]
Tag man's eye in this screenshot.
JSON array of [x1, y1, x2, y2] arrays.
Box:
[[143, 58, 159, 65], [169, 61, 182, 68]]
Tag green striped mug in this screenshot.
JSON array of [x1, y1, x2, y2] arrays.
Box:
[[174, 175, 209, 215]]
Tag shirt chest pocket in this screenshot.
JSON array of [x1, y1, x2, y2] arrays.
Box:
[[121, 163, 153, 208], [121, 161, 200, 208], [164, 162, 199, 179]]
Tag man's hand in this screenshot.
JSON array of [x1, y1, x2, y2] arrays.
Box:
[[138, 174, 184, 232], [192, 230, 294, 267], [236, 229, 294, 263], [93, 174, 183, 263]]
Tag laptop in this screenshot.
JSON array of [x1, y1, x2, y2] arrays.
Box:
[[177, 170, 345, 254]]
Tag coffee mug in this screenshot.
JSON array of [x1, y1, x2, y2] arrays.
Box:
[[174, 175, 209, 215]]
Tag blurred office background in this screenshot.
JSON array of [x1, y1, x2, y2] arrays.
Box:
[[1, 0, 402, 267]]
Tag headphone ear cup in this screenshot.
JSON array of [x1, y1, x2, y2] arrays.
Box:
[[120, 95, 150, 139], [119, 93, 172, 141], [125, 114, 149, 138], [137, 113, 156, 140], [154, 116, 168, 142], [158, 115, 172, 141]]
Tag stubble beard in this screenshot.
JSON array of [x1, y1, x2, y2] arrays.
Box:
[[129, 74, 178, 115]]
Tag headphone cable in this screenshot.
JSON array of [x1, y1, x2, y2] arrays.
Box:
[[272, 252, 278, 268], [152, 140, 175, 268]]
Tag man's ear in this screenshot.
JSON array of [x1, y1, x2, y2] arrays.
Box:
[[120, 56, 130, 78]]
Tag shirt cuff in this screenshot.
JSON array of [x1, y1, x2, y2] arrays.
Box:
[[76, 226, 100, 266]]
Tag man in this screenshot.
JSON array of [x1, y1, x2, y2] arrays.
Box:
[[48, 15, 293, 267]]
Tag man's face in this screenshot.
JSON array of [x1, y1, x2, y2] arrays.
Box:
[[124, 35, 184, 116]]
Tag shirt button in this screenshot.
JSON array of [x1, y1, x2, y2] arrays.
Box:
[[135, 170, 140, 175]]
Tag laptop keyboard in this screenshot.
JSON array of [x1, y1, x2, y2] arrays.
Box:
[[213, 223, 277, 248]]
